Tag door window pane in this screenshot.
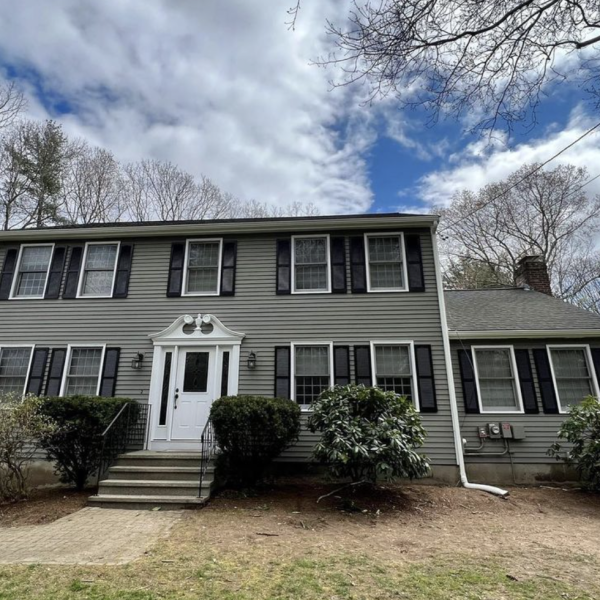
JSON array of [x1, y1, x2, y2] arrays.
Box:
[[186, 242, 220, 293], [294, 345, 330, 404], [0, 347, 32, 394], [183, 352, 209, 392], [374, 345, 413, 400], [159, 352, 172, 426], [294, 237, 329, 291], [80, 244, 118, 296], [65, 348, 103, 396], [549, 348, 595, 410], [14, 246, 53, 298], [367, 236, 405, 290], [474, 348, 519, 411]]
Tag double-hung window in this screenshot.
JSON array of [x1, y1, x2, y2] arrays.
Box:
[[371, 342, 417, 406], [472, 346, 523, 413], [365, 233, 408, 292], [292, 343, 333, 405], [0, 346, 33, 395], [183, 239, 222, 295], [10, 244, 54, 299], [61, 346, 105, 396], [78, 242, 119, 298], [292, 235, 331, 293], [548, 345, 599, 412]]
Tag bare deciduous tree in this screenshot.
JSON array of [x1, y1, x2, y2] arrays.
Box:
[[0, 83, 25, 131], [232, 199, 320, 218], [439, 163, 600, 312], [320, 1, 600, 133], [0, 127, 29, 230]]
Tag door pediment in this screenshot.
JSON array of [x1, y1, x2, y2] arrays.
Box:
[[149, 314, 245, 346]]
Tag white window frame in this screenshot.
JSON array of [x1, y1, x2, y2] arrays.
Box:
[[291, 234, 332, 294], [76, 241, 121, 299], [9, 243, 55, 300], [370, 340, 419, 411], [471, 345, 524, 414], [290, 341, 334, 409], [364, 232, 409, 293], [59, 344, 107, 397], [0, 344, 35, 396], [546, 344, 600, 414], [182, 238, 223, 297]]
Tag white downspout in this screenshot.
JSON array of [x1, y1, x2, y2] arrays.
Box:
[[431, 225, 509, 497]]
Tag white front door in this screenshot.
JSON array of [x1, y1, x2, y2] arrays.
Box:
[[170, 347, 216, 440]]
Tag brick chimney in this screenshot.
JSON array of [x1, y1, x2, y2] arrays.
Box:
[[515, 255, 552, 296]]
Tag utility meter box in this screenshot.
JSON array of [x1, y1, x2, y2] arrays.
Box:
[[511, 425, 526, 440], [487, 423, 502, 439], [501, 422, 513, 438]]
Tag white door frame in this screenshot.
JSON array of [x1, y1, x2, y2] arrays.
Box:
[[147, 314, 245, 451]]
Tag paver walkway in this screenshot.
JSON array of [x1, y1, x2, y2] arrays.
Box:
[[0, 507, 182, 565]]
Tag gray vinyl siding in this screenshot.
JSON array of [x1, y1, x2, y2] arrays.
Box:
[[0, 229, 456, 466], [451, 338, 600, 464]]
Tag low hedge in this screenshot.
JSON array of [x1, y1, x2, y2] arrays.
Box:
[[210, 395, 301, 486], [38, 396, 133, 490]]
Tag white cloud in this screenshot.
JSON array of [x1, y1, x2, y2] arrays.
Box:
[[416, 107, 600, 206], [0, 0, 375, 214]]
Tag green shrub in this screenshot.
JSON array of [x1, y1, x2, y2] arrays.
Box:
[[210, 395, 301, 486], [38, 396, 133, 490], [548, 396, 600, 490], [308, 384, 430, 483]]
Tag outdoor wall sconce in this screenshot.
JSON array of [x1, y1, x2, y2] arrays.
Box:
[[131, 352, 144, 370], [247, 351, 257, 370]]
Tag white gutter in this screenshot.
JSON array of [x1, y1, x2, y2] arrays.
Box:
[[431, 226, 509, 497], [448, 329, 600, 340]]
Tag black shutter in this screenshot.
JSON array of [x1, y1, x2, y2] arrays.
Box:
[[62, 246, 83, 299], [354, 345, 372, 386], [591, 348, 600, 386], [274, 346, 291, 399], [458, 349, 479, 413], [405, 234, 425, 292], [26, 348, 49, 396], [45, 348, 67, 396], [350, 237, 367, 293], [99, 348, 120, 397], [0, 247, 18, 300], [220, 241, 237, 296], [44, 246, 67, 299], [276, 239, 291, 295], [167, 242, 185, 297], [330, 237, 347, 294], [533, 349, 559, 414], [514, 349, 539, 414], [113, 244, 134, 298], [415, 345, 437, 412], [333, 346, 350, 386]]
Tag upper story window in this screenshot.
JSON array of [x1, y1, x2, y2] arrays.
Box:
[[371, 342, 416, 405], [183, 239, 222, 296], [61, 346, 104, 396], [0, 346, 33, 395], [365, 233, 408, 292], [10, 244, 53, 299], [472, 346, 523, 413], [548, 345, 599, 412], [292, 343, 333, 405], [78, 242, 119, 298], [292, 235, 331, 293]]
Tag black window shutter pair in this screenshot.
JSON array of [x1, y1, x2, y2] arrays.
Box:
[[457, 348, 542, 414], [350, 234, 425, 293], [167, 241, 237, 297], [276, 238, 347, 294], [44, 347, 120, 397], [355, 345, 437, 411]]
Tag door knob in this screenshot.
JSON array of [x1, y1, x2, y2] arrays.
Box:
[[174, 392, 179, 408]]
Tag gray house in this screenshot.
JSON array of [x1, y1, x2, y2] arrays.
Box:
[[0, 213, 599, 506]]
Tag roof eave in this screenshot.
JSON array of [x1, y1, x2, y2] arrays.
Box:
[[448, 329, 600, 340]]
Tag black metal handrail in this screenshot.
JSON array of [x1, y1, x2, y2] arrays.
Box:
[[198, 417, 217, 496], [96, 402, 151, 488]]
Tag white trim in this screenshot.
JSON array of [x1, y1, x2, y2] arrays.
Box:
[[76, 241, 120, 299], [449, 329, 600, 340], [149, 314, 245, 346], [181, 238, 223, 297], [290, 341, 334, 408], [291, 234, 332, 294], [471, 345, 524, 414], [369, 340, 420, 411], [59, 344, 107, 397], [9, 243, 55, 300], [364, 232, 409, 293], [0, 344, 35, 396], [546, 344, 600, 414]]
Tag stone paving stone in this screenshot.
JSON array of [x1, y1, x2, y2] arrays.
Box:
[[0, 507, 182, 565]]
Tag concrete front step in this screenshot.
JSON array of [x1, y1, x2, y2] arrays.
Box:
[[108, 465, 213, 482], [88, 494, 209, 510], [98, 479, 214, 497], [116, 452, 204, 469]]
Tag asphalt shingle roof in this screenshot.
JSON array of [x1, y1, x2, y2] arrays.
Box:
[[444, 288, 600, 332]]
